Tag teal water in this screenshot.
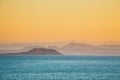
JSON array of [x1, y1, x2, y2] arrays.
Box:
[[0, 55, 120, 80]]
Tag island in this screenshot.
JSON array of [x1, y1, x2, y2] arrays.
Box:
[[0, 48, 62, 55]]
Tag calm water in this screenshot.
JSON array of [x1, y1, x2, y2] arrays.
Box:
[[0, 55, 120, 80]]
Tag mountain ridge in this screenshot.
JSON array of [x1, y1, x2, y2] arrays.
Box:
[[0, 42, 120, 55]]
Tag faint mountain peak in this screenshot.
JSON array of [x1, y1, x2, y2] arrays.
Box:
[[23, 46, 44, 49], [63, 42, 93, 48], [47, 46, 58, 49], [28, 48, 45, 52]]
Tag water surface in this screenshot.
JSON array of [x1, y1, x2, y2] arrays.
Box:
[[0, 55, 120, 80]]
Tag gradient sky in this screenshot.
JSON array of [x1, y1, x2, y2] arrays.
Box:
[[0, 0, 120, 44]]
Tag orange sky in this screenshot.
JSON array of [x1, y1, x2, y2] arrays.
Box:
[[0, 0, 120, 44]]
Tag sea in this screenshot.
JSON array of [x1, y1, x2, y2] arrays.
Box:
[[0, 55, 120, 80]]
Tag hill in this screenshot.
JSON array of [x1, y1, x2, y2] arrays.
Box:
[[0, 48, 62, 55]]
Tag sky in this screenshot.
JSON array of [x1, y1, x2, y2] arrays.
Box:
[[0, 0, 120, 44]]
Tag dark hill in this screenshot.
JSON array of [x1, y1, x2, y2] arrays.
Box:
[[25, 48, 62, 55], [0, 48, 62, 55]]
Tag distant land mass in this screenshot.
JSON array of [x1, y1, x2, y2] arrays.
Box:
[[0, 42, 120, 55], [0, 48, 62, 55], [58, 42, 120, 55]]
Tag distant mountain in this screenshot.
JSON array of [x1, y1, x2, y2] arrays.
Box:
[[0, 48, 62, 55], [0, 49, 23, 54], [96, 44, 120, 51], [58, 42, 120, 55], [0, 46, 45, 54], [22, 46, 44, 51], [59, 42, 95, 54], [0, 42, 120, 55], [25, 48, 62, 55]]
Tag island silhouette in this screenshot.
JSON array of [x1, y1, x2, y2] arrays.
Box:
[[0, 48, 62, 55]]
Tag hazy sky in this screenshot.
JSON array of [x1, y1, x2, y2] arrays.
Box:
[[0, 0, 120, 44]]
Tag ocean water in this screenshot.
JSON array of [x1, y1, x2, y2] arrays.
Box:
[[0, 55, 120, 80]]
